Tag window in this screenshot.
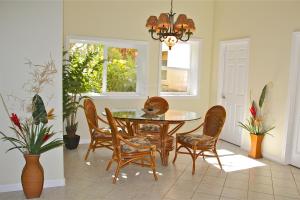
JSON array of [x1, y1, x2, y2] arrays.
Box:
[[67, 36, 148, 97], [159, 40, 201, 96]]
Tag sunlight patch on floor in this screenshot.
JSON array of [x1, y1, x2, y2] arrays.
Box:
[[205, 149, 266, 172]]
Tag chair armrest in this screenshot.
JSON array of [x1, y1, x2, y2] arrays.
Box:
[[177, 122, 204, 135], [118, 135, 156, 150], [97, 115, 109, 125], [87, 119, 110, 134]]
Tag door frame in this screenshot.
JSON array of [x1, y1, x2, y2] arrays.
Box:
[[282, 32, 300, 164], [217, 38, 250, 146]]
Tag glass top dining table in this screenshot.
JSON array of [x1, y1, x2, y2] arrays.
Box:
[[110, 109, 201, 122], [108, 109, 201, 166]]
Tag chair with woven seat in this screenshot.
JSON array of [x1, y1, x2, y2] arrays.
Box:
[[173, 105, 226, 174], [105, 108, 158, 184], [83, 99, 113, 160]]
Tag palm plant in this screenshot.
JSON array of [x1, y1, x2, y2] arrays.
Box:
[[63, 46, 104, 140]]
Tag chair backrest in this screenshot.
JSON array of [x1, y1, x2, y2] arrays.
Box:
[[203, 105, 226, 138], [83, 99, 99, 135], [105, 108, 121, 157], [144, 96, 169, 115]]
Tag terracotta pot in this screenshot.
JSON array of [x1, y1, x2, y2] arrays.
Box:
[[21, 154, 44, 199], [249, 134, 264, 159]]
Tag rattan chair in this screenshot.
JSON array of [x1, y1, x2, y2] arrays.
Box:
[[173, 105, 226, 174], [83, 99, 113, 160], [105, 108, 158, 184]]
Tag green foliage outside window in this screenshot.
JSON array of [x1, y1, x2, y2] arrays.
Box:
[[69, 43, 137, 93]]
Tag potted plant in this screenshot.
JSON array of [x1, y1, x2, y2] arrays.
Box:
[[63, 46, 103, 149], [0, 94, 63, 199], [238, 84, 275, 159]]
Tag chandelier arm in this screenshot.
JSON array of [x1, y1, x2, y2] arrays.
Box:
[[178, 33, 192, 42], [149, 31, 161, 40]]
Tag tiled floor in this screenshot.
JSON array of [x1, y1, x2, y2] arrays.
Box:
[[1, 141, 300, 200]]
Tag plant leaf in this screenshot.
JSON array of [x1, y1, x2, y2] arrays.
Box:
[[259, 84, 267, 108]]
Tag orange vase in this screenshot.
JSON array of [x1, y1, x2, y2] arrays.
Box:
[[21, 154, 44, 199], [249, 134, 264, 159]]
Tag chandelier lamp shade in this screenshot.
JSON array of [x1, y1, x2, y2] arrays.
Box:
[[145, 0, 196, 50]]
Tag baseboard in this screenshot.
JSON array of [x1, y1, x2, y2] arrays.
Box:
[[0, 178, 65, 193], [79, 139, 90, 144]]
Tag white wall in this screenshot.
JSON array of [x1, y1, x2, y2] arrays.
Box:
[[0, 0, 64, 192]]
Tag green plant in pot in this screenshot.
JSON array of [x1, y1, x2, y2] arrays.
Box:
[[238, 84, 275, 159], [63, 46, 104, 149]]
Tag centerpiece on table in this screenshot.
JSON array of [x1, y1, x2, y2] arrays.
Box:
[[0, 59, 63, 199], [238, 84, 274, 159]]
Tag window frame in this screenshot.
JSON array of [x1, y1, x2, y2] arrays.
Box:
[[158, 39, 202, 98], [65, 35, 149, 99]]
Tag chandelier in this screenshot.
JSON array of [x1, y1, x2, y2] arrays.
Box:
[[145, 0, 195, 50]]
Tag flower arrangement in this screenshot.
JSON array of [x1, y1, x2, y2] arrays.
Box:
[[0, 58, 63, 155], [238, 84, 275, 135], [0, 94, 63, 155]]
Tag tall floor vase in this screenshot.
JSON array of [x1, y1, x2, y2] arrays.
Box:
[[21, 154, 44, 199], [249, 134, 264, 159]]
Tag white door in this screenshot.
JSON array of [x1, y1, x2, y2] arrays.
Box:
[[289, 33, 300, 167], [218, 39, 249, 146]]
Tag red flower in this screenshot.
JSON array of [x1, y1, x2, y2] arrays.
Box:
[[10, 113, 22, 131], [43, 134, 51, 142], [249, 102, 256, 118]]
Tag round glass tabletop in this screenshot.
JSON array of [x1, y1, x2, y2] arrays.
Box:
[[110, 109, 201, 122]]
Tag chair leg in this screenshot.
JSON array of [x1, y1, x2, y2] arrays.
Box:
[[106, 159, 113, 171], [172, 140, 178, 164], [84, 142, 93, 160], [192, 148, 197, 175], [150, 153, 158, 181], [92, 141, 96, 152], [113, 161, 121, 184], [214, 149, 223, 170]]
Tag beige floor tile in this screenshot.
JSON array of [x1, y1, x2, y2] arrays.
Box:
[[273, 186, 300, 199], [224, 179, 248, 190], [201, 175, 226, 186], [221, 187, 248, 200], [272, 178, 298, 188], [291, 167, 300, 175], [248, 191, 275, 200], [191, 192, 220, 200], [196, 182, 223, 195], [275, 195, 300, 200], [249, 183, 274, 194], [293, 173, 300, 181], [250, 167, 272, 177], [272, 171, 294, 180], [227, 172, 249, 181], [249, 175, 273, 185]]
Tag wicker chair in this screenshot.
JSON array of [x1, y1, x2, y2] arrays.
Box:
[[173, 105, 226, 174], [83, 99, 113, 160], [105, 108, 158, 184]]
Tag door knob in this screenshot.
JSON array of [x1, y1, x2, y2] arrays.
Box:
[[222, 95, 226, 99]]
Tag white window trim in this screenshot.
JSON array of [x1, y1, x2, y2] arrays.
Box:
[[65, 35, 149, 99], [158, 38, 202, 98]]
